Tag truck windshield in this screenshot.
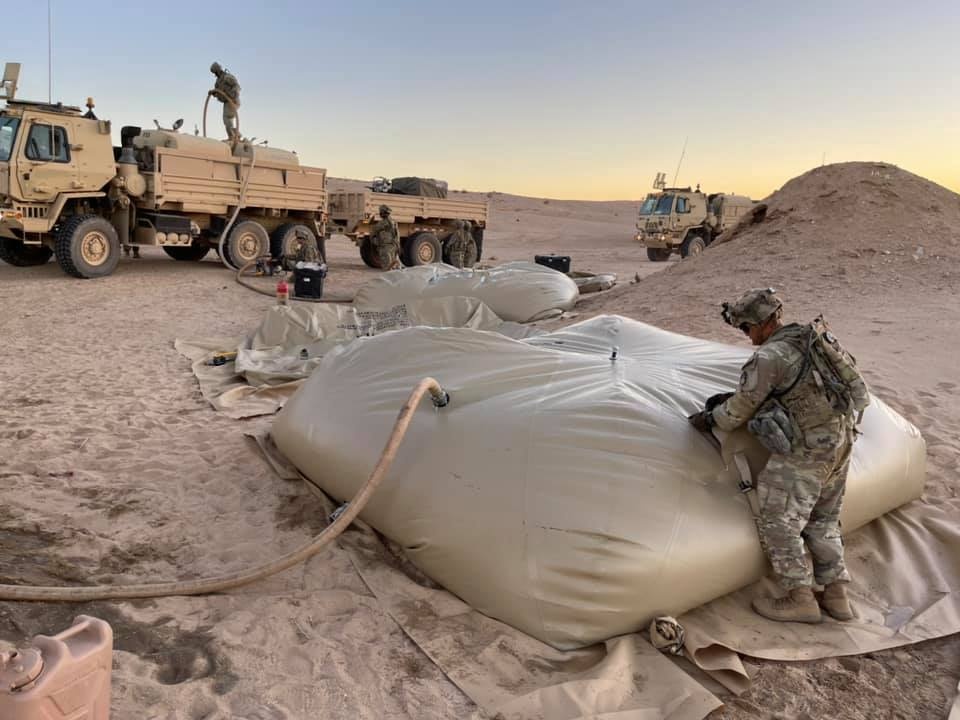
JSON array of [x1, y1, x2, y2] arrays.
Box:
[[653, 194, 674, 215], [0, 116, 19, 162], [639, 197, 657, 215]]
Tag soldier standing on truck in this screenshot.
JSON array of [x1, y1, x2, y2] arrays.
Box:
[[209, 62, 240, 143], [447, 219, 477, 268], [371, 205, 401, 270]]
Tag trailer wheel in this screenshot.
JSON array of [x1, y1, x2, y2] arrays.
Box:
[[271, 223, 319, 267], [0, 238, 53, 266], [224, 220, 269, 269], [360, 238, 381, 268], [163, 244, 211, 262], [680, 234, 706, 259], [55, 215, 121, 278], [646, 247, 671, 262], [404, 232, 441, 266]]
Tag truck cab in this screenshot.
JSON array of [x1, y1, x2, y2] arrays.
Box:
[[636, 184, 754, 261]]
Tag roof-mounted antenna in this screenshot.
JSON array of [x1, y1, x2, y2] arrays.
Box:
[[47, 0, 53, 102], [671, 136, 688, 188], [0, 63, 20, 100]]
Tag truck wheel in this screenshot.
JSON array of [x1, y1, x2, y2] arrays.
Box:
[[360, 238, 381, 268], [404, 232, 441, 266], [680, 234, 706, 258], [224, 220, 269, 269], [271, 223, 318, 266], [0, 238, 53, 266], [55, 215, 121, 278], [163, 244, 210, 262], [646, 247, 671, 262]]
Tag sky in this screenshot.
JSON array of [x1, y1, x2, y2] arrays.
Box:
[[4, 1, 958, 200]]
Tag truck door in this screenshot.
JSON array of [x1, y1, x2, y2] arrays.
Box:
[[18, 118, 78, 201]]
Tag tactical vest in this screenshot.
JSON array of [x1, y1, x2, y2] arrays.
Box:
[[770, 324, 842, 434]]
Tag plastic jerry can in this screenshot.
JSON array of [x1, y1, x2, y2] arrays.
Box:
[[0, 614, 112, 719]]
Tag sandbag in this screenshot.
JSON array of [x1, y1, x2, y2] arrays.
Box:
[[353, 262, 580, 323], [272, 315, 926, 649]]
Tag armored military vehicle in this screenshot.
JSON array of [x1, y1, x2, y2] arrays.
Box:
[[0, 63, 326, 278], [327, 177, 487, 268], [635, 177, 754, 261]]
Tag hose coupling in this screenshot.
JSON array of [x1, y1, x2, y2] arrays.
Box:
[[430, 387, 450, 408]]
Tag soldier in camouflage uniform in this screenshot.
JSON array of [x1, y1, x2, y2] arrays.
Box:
[[446, 220, 477, 268], [209, 62, 241, 143], [370, 205, 401, 270], [689, 288, 869, 623]]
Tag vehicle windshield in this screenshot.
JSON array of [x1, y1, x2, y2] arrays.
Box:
[[0, 116, 20, 162], [638, 196, 657, 215], [653, 194, 675, 215]]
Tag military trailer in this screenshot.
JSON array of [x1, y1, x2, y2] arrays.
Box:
[[327, 178, 487, 268], [0, 64, 326, 278], [635, 184, 754, 261]]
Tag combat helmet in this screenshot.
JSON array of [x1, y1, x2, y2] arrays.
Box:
[[378, 204, 391, 216], [721, 287, 782, 329], [210, 62, 223, 75]]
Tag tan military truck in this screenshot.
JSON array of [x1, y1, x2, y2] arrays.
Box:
[[327, 178, 487, 267], [635, 186, 754, 261], [0, 65, 326, 278]]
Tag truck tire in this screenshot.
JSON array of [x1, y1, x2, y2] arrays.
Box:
[[224, 220, 269, 269], [55, 215, 121, 278], [646, 247, 671, 262], [404, 232, 441, 266], [163, 244, 210, 262], [360, 238, 381, 268], [271, 223, 318, 266], [680, 234, 706, 258], [0, 238, 53, 266]]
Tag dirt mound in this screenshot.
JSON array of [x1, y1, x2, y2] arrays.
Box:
[[576, 162, 960, 339]]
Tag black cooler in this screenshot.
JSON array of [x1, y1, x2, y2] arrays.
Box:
[[534, 254, 571, 273], [293, 262, 327, 299]]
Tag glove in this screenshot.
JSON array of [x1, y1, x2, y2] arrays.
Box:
[[688, 410, 715, 433], [704, 391, 734, 412]]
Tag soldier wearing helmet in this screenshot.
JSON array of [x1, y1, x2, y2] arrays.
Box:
[[370, 205, 401, 270], [446, 219, 477, 269], [690, 288, 869, 625], [208, 61, 241, 143]]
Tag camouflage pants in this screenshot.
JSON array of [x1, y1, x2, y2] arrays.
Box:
[[448, 238, 477, 268], [222, 104, 238, 141], [756, 438, 853, 590], [373, 236, 399, 270]]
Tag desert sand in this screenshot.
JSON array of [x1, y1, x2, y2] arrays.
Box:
[[0, 161, 957, 718]]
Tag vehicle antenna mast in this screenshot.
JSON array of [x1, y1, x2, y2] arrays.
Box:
[[47, 0, 53, 102], [671, 136, 688, 188]]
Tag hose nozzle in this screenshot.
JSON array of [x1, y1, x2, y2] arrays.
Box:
[[429, 386, 450, 408]]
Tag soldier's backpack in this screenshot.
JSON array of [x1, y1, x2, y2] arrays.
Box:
[[808, 315, 871, 417]]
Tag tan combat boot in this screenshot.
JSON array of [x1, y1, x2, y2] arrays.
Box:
[[752, 586, 822, 623], [819, 582, 854, 621]]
